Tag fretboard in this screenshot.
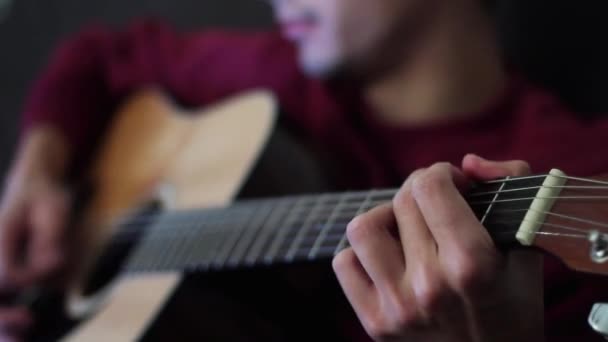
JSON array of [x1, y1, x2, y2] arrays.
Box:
[[116, 175, 548, 274]]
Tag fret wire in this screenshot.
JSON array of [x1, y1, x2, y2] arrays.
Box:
[[85, 173, 608, 237], [183, 212, 215, 270], [166, 223, 193, 270], [264, 197, 310, 264], [127, 219, 174, 272], [225, 203, 274, 267], [118, 200, 393, 248], [165, 221, 192, 270], [210, 207, 257, 269], [285, 194, 331, 261], [199, 221, 242, 270], [251, 201, 389, 226], [334, 190, 376, 255], [109, 190, 399, 235], [481, 177, 509, 224], [309, 192, 350, 259], [244, 199, 295, 265], [157, 222, 180, 271], [251, 200, 389, 235], [115, 201, 395, 258], [260, 195, 395, 220], [306, 227, 347, 248]]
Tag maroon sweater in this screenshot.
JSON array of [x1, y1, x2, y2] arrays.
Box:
[[22, 20, 608, 340]]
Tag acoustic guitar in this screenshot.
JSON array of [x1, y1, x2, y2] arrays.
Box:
[[23, 89, 608, 340]]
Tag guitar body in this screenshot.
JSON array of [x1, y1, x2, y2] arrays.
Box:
[[50, 89, 284, 341], [30, 88, 608, 341]]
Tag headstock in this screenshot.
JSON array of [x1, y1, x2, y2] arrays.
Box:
[[528, 173, 608, 276]]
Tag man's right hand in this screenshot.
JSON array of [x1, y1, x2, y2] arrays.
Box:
[[0, 126, 71, 341], [0, 172, 70, 288]]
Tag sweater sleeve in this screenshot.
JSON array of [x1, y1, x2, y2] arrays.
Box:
[[22, 21, 173, 172]]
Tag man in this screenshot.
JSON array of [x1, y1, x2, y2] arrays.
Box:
[[1, 0, 608, 340]]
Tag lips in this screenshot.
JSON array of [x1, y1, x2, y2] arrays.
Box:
[[280, 15, 318, 42]]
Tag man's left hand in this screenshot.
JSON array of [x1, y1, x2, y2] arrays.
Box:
[[333, 154, 544, 341]]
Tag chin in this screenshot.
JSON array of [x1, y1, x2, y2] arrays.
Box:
[[298, 49, 342, 79]]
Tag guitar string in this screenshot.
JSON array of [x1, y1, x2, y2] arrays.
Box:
[[106, 190, 608, 240], [78, 176, 604, 246], [109, 210, 598, 267], [469, 196, 608, 206], [467, 185, 608, 198], [104, 188, 608, 241], [481, 174, 608, 186], [85, 173, 608, 235], [95, 173, 608, 268], [121, 215, 594, 246], [94, 188, 608, 237], [483, 219, 590, 238], [490, 208, 608, 232], [122, 222, 589, 273]]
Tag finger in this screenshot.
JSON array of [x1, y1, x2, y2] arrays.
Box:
[[28, 188, 69, 280], [411, 163, 500, 294], [332, 248, 378, 325], [394, 176, 470, 337], [346, 205, 404, 294], [394, 178, 447, 314], [462, 154, 531, 180], [394, 171, 436, 268]]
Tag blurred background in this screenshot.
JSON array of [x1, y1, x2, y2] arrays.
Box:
[[0, 0, 607, 177]]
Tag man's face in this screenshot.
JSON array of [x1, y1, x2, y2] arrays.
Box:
[[269, 0, 433, 77]]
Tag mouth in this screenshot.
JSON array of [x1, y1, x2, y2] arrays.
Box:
[[279, 13, 319, 42]]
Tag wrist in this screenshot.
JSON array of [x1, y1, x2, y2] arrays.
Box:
[[10, 125, 70, 184]]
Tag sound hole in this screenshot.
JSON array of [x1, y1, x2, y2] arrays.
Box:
[[81, 201, 160, 296]]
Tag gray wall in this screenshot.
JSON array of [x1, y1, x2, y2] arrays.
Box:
[[0, 0, 273, 176]]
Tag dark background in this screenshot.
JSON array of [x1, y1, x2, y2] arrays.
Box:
[[0, 0, 607, 177]]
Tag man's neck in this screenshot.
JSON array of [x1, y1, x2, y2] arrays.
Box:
[[364, 3, 506, 127]]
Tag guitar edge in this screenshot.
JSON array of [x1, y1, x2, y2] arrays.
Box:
[[62, 89, 277, 341]]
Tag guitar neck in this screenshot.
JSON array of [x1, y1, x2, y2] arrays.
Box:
[[114, 174, 549, 275]]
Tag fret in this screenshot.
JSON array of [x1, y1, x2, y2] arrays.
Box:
[[179, 217, 211, 269], [181, 216, 213, 270], [125, 231, 156, 272], [143, 217, 191, 271], [481, 177, 509, 224], [189, 223, 227, 270], [264, 197, 311, 263], [150, 218, 181, 271], [171, 210, 216, 270], [315, 245, 344, 259], [163, 224, 190, 270], [481, 176, 546, 245], [285, 194, 330, 261], [334, 189, 377, 255], [119, 173, 580, 276], [245, 199, 297, 265], [225, 202, 274, 267], [309, 192, 350, 259], [210, 207, 256, 269]]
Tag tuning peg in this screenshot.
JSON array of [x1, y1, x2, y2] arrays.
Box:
[[589, 303, 608, 339]]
